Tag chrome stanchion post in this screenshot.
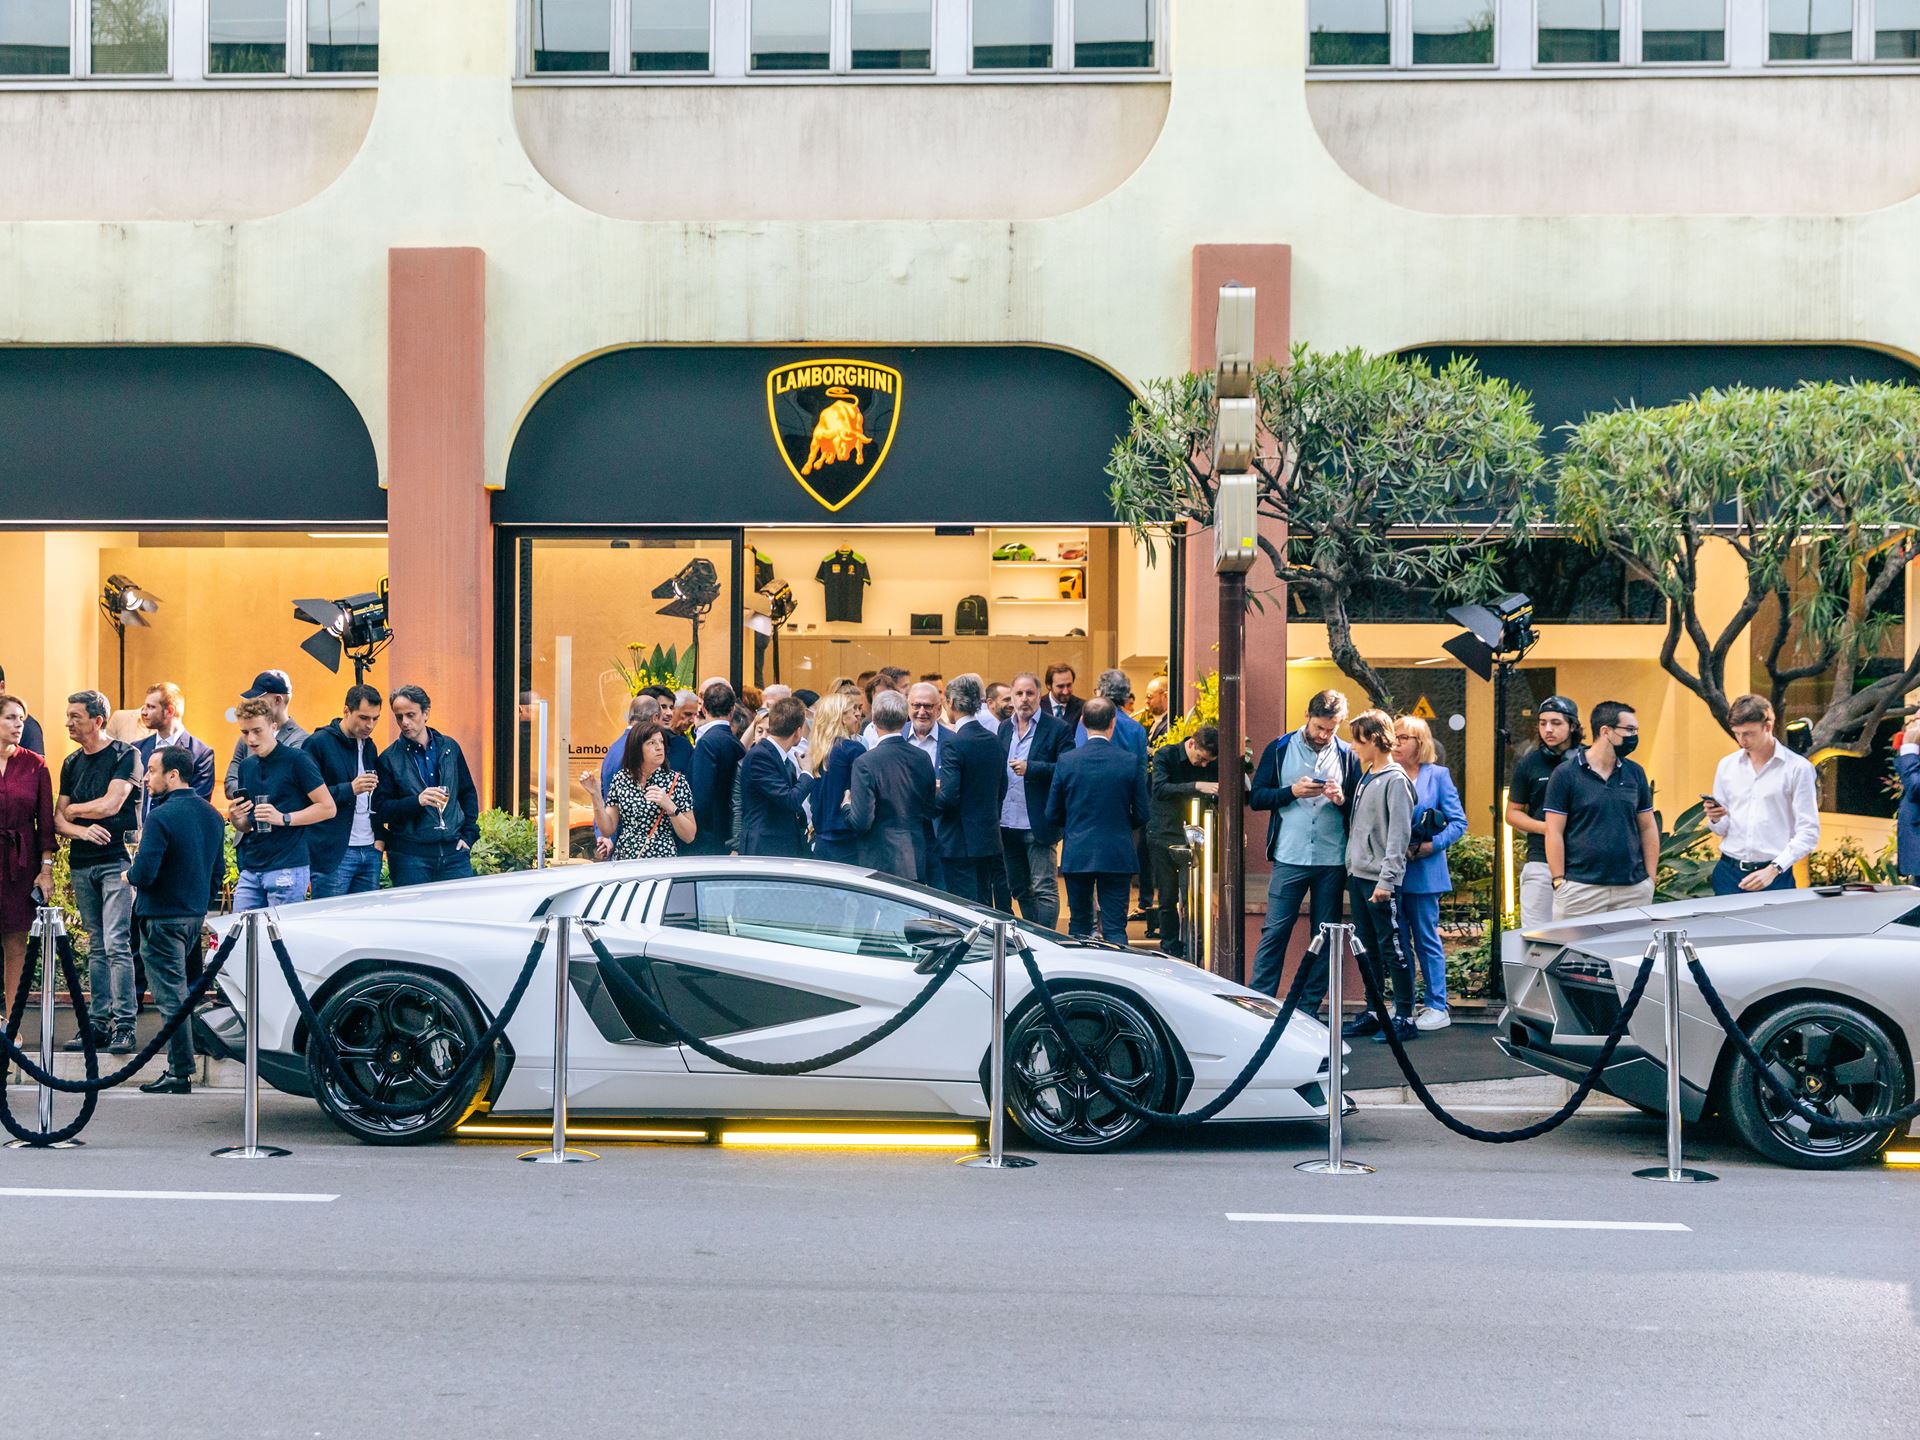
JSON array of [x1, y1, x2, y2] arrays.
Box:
[[1297, 923, 1372, 1176], [213, 911, 290, 1160], [961, 920, 1036, 1170], [1635, 928, 1716, 1184], [534, 700, 550, 870], [7, 905, 84, 1150], [522, 917, 595, 1163]]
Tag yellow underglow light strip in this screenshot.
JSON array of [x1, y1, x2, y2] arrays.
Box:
[[1883, 1150, 1920, 1166], [455, 1123, 709, 1142], [1499, 785, 1518, 929], [718, 1130, 979, 1149], [1201, 806, 1216, 971]]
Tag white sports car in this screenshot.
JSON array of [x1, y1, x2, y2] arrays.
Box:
[[202, 857, 1335, 1152]]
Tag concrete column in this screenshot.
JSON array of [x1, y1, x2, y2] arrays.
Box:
[[1186, 244, 1291, 984], [386, 247, 492, 801]]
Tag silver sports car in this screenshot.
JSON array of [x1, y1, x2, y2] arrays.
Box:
[[202, 857, 1335, 1152], [1498, 885, 1920, 1168]]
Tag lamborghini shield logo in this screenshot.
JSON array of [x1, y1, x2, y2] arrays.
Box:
[[766, 359, 903, 512]]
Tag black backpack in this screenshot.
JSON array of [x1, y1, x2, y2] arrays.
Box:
[[955, 595, 988, 635]]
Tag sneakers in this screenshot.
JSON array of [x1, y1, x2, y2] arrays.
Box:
[[1372, 1015, 1419, 1044], [1415, 1006, 1452, 1032], [62, 1028, 108, 1053], [1340, 1011, 1381, 1039], [138, 1072, 192, 1095], [108, 1028, 136, 1056]]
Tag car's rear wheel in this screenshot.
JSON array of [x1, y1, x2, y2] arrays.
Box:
[[307, 969, 489, 1146], [1004, 988, 1169, 1153], [1724, 998, 1908, 1169]]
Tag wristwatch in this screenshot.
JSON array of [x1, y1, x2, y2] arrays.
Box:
[[1550, 875, 1565, 890]]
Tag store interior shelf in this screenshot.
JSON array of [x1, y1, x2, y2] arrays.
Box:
[[991, 560, 1086, 568], [989, 598, 1085, 605]]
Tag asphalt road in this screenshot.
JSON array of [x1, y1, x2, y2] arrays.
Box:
[[3, 1091, 1915, 1439]]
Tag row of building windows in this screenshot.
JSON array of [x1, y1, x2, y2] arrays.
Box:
[[1309, 0, 1920, 69], [524, 0, 1158, 77], [0, 0, 377, 78]]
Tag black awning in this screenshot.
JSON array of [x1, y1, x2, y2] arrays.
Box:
[[500, 345, 1138, 526], [0, 345, 381, 524]]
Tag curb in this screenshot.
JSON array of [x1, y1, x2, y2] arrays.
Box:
[[1349, 1074, 1633, 1110]]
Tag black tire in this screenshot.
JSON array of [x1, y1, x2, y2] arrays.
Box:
[[306, 968, 490, 1146], [1724, 998, 1908, 1170], [1003, 987, 1169, 1153]]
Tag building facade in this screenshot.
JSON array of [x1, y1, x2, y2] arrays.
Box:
[[3, 0, 1916, 942]]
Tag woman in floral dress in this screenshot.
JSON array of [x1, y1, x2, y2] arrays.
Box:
[[583, 720, 696, 859]]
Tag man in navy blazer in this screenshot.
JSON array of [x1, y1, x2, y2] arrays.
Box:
[[1045, 698, 1149, 943], [934, 676, 1008, 904], [997, 672, 1072, 927], [849, 691, 938, 883], [686, 681, 745, 856], [738, 695, 814, 858], [133, 682, 216, 811], [1897, 716, 1920, 881]]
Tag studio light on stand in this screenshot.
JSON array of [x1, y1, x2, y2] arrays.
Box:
[[652, 558, 722, 676], [1442, 593, 1538, 1001], [99, 574, 159, 710], [294, 580, 392, 684]]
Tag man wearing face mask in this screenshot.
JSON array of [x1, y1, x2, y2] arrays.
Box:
[[1543, 700, 1658, 920], [1504, 696, 1583, 931]]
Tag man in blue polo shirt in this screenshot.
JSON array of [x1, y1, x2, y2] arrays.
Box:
[[1544, 700, 1660, 920], [229, 697, 335, 911]]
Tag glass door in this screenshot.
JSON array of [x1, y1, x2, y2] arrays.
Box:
[[499, 529, 741, 858]]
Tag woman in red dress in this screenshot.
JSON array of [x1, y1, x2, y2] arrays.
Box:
[[0, 694, 55, 1014]]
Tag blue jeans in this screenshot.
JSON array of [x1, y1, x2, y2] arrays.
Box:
[[1064, 872, 1131, 943], [1711, 856, 1796, 896], [136, 916, 202, 1076], [310, 845, 384, 899], [1248, 862, 1346, 1007], [232, 866, 310, 913], [388, 846, 474, 888], [1396, 890, 1448, 1012], [70, 861, 135, 1033]]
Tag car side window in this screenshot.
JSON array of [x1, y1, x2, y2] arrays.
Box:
[[662, 878, 931, 962]]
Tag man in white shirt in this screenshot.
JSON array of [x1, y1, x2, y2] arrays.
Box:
[[1703, 693, 1819, 896]]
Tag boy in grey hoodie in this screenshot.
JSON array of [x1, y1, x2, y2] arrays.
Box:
[[1341, 710, 1419, 1044]]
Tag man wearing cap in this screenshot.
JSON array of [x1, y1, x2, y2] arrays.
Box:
[[223, 670, 308, 799], [1505, 696, 1582, 930]]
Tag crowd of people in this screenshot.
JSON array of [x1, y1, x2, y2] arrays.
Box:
[[0, 649, 1845, 1095]]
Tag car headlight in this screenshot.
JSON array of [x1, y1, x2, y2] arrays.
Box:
[[1220, 993, 1282, 1020]]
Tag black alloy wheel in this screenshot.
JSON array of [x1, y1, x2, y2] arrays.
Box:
[[1004, 988, 1168, 1153], [307, 968, 489, 1146], [1725, 998, 1907, 1170]]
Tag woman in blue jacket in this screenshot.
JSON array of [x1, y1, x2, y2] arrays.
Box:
[[1392, 715, 1467, 1032]]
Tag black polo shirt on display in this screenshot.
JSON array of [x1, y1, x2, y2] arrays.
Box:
[[235, 743, 326, 873], [1542, 747, 1654, 886], [1510, 744, 1570, 865]]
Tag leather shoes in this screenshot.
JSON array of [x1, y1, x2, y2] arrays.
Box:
[[138, 1073, 192, 1095]]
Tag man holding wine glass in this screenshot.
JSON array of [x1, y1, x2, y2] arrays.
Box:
[[375, 685, 481, 888]]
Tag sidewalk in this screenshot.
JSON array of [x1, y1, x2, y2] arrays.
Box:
[[2, 1003, 241, 1088]]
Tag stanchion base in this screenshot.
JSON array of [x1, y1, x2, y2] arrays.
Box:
[[5, 1138, 84, 1150], [957, 1153, 1037, 1169], [1632, 1166, 1717, 1183], [211, 1145, 291, 1160], [518, 1148, 599, 1163], [1295, 1159, 1374, 1175]]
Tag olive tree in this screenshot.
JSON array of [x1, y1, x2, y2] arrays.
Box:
[[1558, 382, 1920, 754], [1108, 346, 1544, 708]]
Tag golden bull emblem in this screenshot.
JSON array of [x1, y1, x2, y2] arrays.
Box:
[[767, 359, 903, 512]]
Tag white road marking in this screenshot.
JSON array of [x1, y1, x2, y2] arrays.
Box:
[[0, 1187, 336, 1204], [1226, 1212, 1689, 1232]]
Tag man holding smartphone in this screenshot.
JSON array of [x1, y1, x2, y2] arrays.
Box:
[[229, 697, 335, 912], [1703, 693, 1818, 896]]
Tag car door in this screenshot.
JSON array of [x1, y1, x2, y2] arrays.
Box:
[[611, 873, 993, 1114]]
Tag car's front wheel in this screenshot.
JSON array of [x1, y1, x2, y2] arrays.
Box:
[[1004, 988, 1169, 1153], [307, 968, 490, 1146], [1724, 998, 1908, 1169]]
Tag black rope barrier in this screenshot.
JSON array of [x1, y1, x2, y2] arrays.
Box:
[[577, 925, 968, 1076], [272, 921, 549, 1121], [0, 930, 238, 1094], [1015, 943, 1317, 1129], [1355, 933, 1660, 1144], [0, 935, 99, 1147], [1684, 941, 1920, 1139]]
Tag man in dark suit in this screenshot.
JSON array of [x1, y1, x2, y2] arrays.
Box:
[[997, 671, 1072, 928], [739, 695, 813, 858], [1042, 662, 1084, 733], [1148, 725, 1220, 958], [1045, 698, 1149, 943], [687, 680, 744, 856], [133, 682, 216, 808], [934, 675, 1007, 904], [848, 691, 937, 882]]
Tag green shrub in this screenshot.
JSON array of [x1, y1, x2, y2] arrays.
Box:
[[470, 808, 538, 876]]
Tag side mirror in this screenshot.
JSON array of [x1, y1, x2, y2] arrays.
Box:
[[904, 917, 966, 947]]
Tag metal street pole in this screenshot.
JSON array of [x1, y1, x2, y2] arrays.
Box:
[[1211, 284, 1258, 983]]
